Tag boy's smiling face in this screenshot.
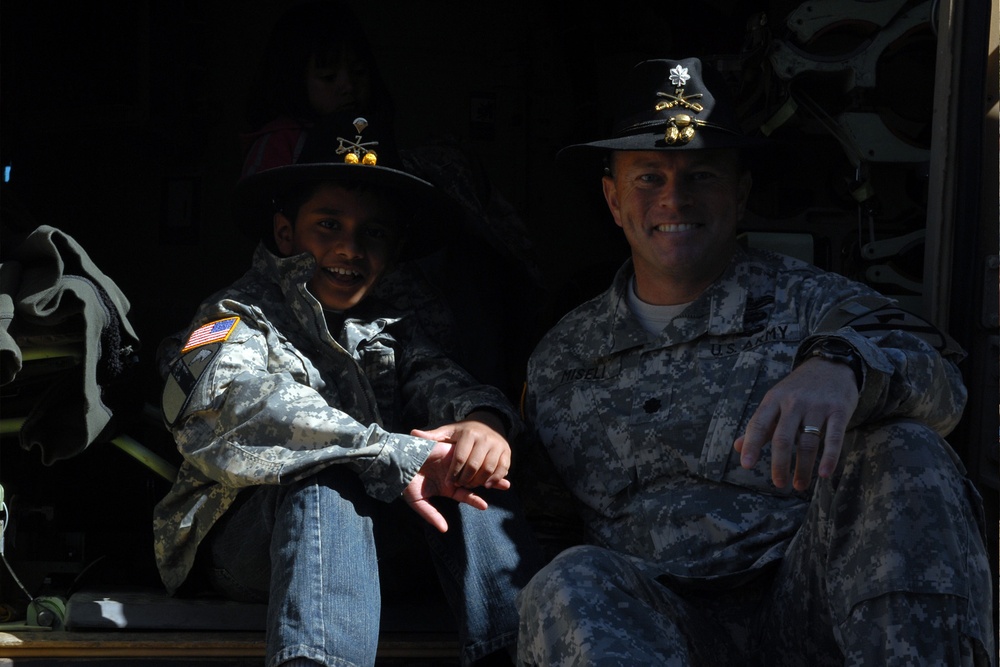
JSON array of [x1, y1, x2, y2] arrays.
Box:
[[274, 183, 402, 311]]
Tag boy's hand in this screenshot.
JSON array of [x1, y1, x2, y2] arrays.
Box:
[[403, 441, 489, 532], [410, 410, 512, 490]]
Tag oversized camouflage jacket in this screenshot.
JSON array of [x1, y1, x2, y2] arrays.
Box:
[[153, 243, 519, 593], [523, 246, 967, 585]]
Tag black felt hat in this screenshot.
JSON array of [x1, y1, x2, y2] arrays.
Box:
[[557, 57, 766, 173], [233, 115, 459, 259]]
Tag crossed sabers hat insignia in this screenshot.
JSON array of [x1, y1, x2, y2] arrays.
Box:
[[336, 117, 379, 165], [653, 65, 707, 145]]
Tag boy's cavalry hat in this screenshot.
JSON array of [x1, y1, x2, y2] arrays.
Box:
[[233, 114, 459, 259]]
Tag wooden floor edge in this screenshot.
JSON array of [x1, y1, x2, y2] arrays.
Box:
[[0, 630, 460, 658]]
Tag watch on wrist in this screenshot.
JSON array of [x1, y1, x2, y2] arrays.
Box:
[[803, 338, 864, 390]]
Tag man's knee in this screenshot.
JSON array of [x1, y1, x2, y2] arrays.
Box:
[[834, 418, 978, 518], [816, 420, 993, 630], [519, 546, 613, 615], [844, 418, 965, 475], [525, 545, 616, 587]]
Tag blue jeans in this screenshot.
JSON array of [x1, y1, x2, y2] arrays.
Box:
[[203, 465, 541, 667]]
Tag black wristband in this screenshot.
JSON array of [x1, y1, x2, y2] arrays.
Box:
[[802, 338, 864, 390]]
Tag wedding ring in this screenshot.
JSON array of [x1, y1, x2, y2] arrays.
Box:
[[801, 425, 822, 436]]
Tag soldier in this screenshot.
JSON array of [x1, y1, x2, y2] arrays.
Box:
[[517, 58, 994, 666], [153, 116, 539, 667]]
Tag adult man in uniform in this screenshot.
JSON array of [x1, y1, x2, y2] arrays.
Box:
[[517, 57, 994, 666]]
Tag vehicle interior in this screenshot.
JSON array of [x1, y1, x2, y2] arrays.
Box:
[[1, 1, 996, 665]]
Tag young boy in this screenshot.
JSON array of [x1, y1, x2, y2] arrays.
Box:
[[152, 117, 539, 667]]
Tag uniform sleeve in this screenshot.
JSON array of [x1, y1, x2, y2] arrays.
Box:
[[163, 310, 433, 503], [796, 290, 968, 436]]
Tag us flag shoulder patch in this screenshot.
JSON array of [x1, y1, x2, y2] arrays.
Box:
[[181, 317, 240, 352]]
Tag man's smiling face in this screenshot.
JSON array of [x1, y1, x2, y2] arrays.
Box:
[[602, 148, 752, 305]]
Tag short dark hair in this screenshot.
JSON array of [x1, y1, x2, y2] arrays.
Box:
[[275, 179, 404, 224]]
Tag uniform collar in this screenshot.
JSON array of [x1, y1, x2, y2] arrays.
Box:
[[606, 247, 754, 353], [251, 242, 403, 351], [253, 242, 316, 295]]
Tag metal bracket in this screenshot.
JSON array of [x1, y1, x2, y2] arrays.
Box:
[[769, 0, 931, 89], [784, 0, 910, 43], [861, 229, 925, 260]]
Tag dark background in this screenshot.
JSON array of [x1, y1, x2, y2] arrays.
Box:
[[0, 0, 947, 402], [1, 0, 995, 626]]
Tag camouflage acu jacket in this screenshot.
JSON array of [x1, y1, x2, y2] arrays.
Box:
[[153, 243, 519, 593], [524, 247, 966, 584]]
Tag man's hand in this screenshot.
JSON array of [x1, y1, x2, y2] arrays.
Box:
[[403, 441, 490, 533], [734, 358, 859, 491], [411, 410, 512, 490]]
